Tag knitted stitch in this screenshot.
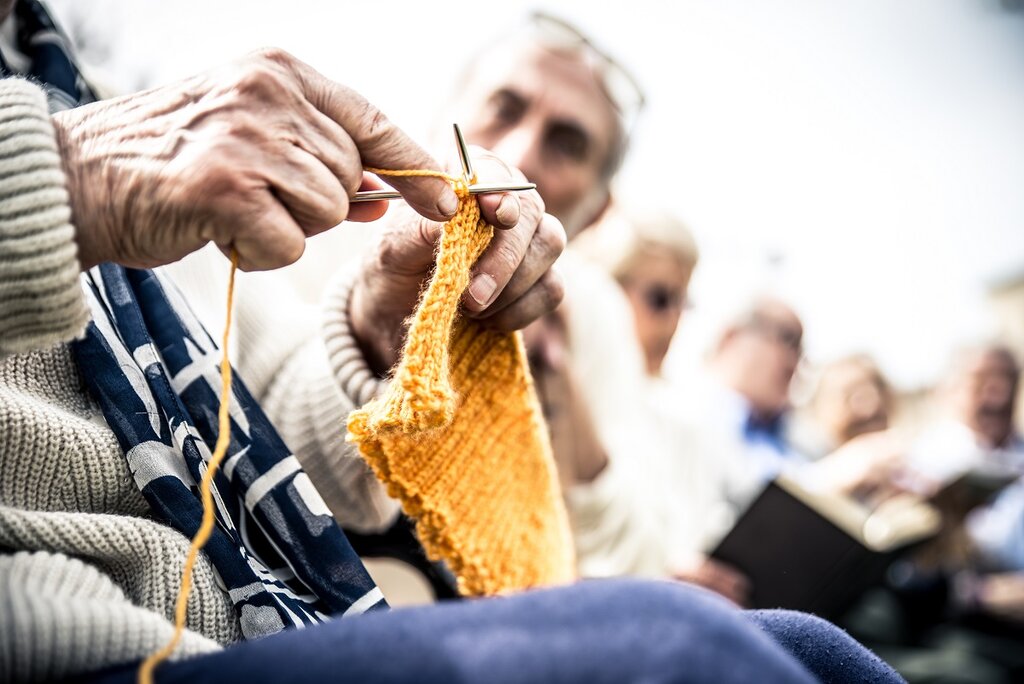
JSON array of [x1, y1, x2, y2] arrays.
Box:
[[347, 173, 575, 596]]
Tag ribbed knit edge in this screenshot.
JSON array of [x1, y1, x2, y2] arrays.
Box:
[[0, 550, 221, 683], [321, 269, 386, 408], [258, 268, 401, 533], [0, 78, 89, 358]]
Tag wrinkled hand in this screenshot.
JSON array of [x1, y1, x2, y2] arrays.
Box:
[[808, 431, 930, 504], [674, 556, 752, 607], [54, 48, 457, 272], [350, 150, 567, 374]]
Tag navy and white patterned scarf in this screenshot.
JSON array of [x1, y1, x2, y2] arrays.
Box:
[[0, 0, 95, 111], [74, 266, 387, 638]]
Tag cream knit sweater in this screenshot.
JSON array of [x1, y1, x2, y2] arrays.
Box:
[[0, 78, 394, 682]]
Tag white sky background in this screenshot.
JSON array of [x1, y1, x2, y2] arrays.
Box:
[[49, 0, 1024, 389]]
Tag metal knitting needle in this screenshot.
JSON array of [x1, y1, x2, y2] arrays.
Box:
[[453, 122, 475, 183], [351, 182, 536, 203], [351, 123, 535, 203]]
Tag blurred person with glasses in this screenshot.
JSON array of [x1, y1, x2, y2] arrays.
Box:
[[451, 11, 644, 239], [570, 208, 756, 606], [677, 297, 810, 500], [441, 12, 659, 577]]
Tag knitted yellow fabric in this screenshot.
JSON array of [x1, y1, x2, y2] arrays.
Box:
[[347, 171, 575, 596]]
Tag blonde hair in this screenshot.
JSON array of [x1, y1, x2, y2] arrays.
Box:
[[813, 354, 890, 407], [577, 207, 699, 283]]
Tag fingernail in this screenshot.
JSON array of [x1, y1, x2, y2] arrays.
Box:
[[496, 194, 519, 227], [438, 188, 459, 217], [469, 273, 498, 308]]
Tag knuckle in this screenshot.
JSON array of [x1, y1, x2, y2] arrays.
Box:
[[238, 226, 304, 272], [253, 47, 296, 67], [540, 267, 566, 311], [375, 219, 420, 271], [367, 106, 390, 136], [196, 157, 247, 196], [375, 233, 402, 270], [277, 234, 306, 267], [232, 63, 280, 98], [487, 239, 523, 279], [337, 154, 364, 196], [358, 100, 393, 144], [223, 112, 263, 141], [324, 194, 350, 228], [537, 215, 567, 258], [526, 189, 546, 218]]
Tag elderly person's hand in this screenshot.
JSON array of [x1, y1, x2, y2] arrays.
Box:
[[53, 48, 458, 272], [806, 430, 933, 505], [350, 150, 566, 374], [674, 557, 752, 607]]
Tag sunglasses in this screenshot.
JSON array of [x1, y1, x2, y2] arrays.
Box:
[[629, 283, 686, 315], [527, 12, 647, 129]]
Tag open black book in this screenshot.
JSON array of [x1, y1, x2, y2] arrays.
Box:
[[930, 467, 1020, 518], [710, 475, 941, 619]]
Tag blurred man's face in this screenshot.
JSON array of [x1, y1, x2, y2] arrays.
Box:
[[455, 44, 618, 239], [620, 249, 693, 376], [815, 361, 891, 446], [951, 349, 1019, 448], [717, 300, 803, 418]]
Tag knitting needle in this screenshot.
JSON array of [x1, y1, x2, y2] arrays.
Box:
[[453, 122, 475, 184], [351, 182, 536, 203], [352, 123, 535, 203]]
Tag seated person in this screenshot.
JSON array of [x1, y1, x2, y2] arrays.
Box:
[[811, 354, 894, 453], [0, 2, 904, 683], [446, 13, 661, 561], [569, 208, 752, 604], [800, 355, 912, 504], [913, 344, 1024, 620], [680, 296, 808, 494], [911, 344, 1024, 484], [830, 345, 1024, 682]]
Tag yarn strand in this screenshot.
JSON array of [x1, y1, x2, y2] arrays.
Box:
[[138, 249, 238, 684], [363, 167, 460, 183]]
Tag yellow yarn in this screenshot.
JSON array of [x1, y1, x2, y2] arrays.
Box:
[[348, 169, 575, 596], [138, 250, 238, 684]]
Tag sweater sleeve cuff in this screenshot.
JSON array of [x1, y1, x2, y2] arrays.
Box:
[[321, 268, 387, 408], [564, 458, 626, 525], [0, 78, 89, 356]]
